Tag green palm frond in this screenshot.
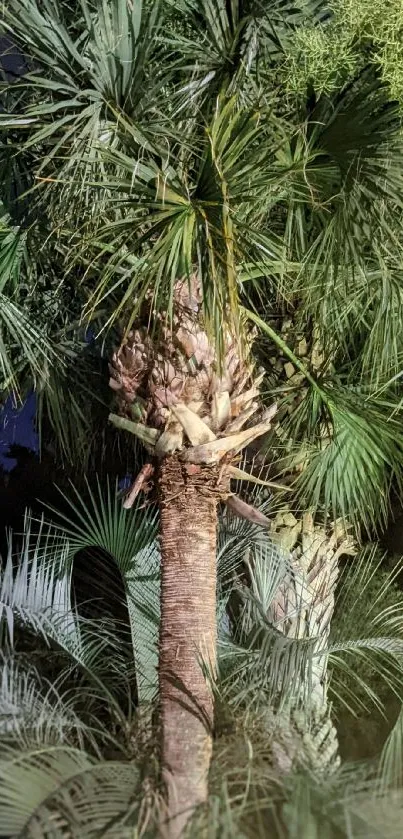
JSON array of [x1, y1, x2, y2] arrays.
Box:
[[330, 546, 403, 716], [0, 517, 74, 646], [0, 294, 59, 393], [327, 637, 403, 712], [0, 652, 94, 749], [163, 0, 330, 108], [248, 70, 403, 389], [218, 524, 320, 713], [245, 308, 403, 533], [48, 479, 160, 704], [163, 0, 262, 102], [378, 704, 403, 792], [0, 208, 100, 431], [35, 329, 112, 465], [0, 209, 61, 393], [293, 73, 403, 329], [293, 391, 403, 533], [24, 759, 143, 839], [1, 0, 163, 209], [0, 742, 143, 839], [1, 740, 401, 839], [0, 514, 129, 714], [0, 208, 25, 292], [217, 529, 403, 727], [78, 95, 284, 346], [358, 267, 403, 385], [217, 493, 273, 581], [0, 744, 94, 838], [194, 753, 403, 838], [278, 763, 403, 839], [291, 261, 403, 387]]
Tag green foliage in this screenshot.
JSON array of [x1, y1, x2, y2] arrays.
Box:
[[0, 206, 60, 393], [1, 493, 403, 836], [282, 22, 361, 98], [330, 547, 403, 714], [3, 4, 403, 830], [0, 744, 144, 839], [281, 0, 403, 103], [2, 3, 403, 534], [48, 479, 160, 703]]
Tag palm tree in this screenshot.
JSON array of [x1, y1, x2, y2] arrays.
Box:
[[3, 0, 403, 831], [107, 277, 280, 832]]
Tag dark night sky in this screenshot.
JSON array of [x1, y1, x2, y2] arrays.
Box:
[[0, 35, 27, 80], [0, 395, 38, 470]]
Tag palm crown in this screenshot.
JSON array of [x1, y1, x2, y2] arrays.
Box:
[[2, 0, 403, 532]]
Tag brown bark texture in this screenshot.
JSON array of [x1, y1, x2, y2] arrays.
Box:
[[157, 456, 227, 838]]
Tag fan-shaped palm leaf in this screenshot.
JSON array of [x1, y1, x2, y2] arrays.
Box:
[[47, 480, 160, 703], [78, 95, 285, 350], [164, 0, 330, 108], [0, 514, 129, 717]]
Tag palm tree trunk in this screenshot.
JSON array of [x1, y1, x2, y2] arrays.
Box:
[[157, 456, 226, 837], [267, 512, 355, 774]]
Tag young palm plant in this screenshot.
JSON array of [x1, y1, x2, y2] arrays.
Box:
[[3, 0, 403, 832], [1, 489, 403, 837]]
